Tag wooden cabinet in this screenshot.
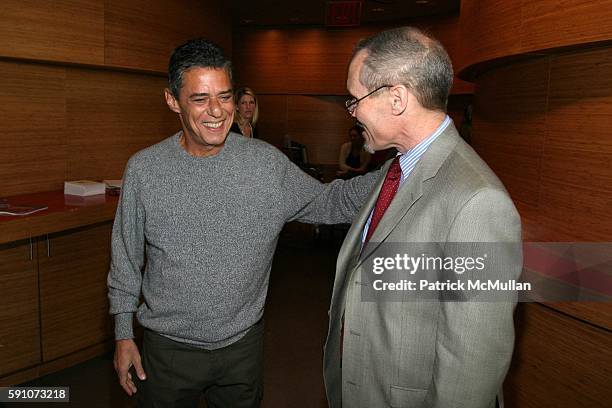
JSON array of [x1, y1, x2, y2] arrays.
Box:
[[0, 191, 117, 384], [38, 222, 113, 361], [0, 220, 113, 382], [0, 239, 41, 377]]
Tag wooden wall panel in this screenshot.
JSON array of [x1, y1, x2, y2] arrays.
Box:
[[538, 47, 612, 242], [287, 96, 355, 165], [232, 29, 289, 94], [105, 0, 231, 72], [459, 0, 612, 73], [287, 28, 376, 95], [0, 61, 67, 196], [547, 302, 612, 332], [521, 0, 612, 52], [234, 21, 472, 96], [458, 0, 522, 71], [256, 95, 288, 148], [505, 304, 612, 407], [472, 58, 548, 209], [0, 61, 179, 197], [65, 68, 176, 181], [0, 0, 234, 197], [0, 0, 231, 73], [0, 0, 104, 65]]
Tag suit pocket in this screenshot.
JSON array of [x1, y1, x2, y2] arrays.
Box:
[[389, 385, 427, 408]]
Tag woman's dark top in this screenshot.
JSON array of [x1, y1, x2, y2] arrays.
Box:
[[345, 150, 362, 168], [230, 122, 258, 139]]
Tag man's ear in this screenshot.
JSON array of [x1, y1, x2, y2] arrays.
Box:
[[389, 85, 409, 115], [164, 88, 181, 114]]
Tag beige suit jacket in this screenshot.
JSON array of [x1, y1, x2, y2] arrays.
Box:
[[323, 124, 522, 408]]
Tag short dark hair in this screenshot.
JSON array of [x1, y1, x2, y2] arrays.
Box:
[[168, 38, 233, 98], [354, 27, 453, 111]]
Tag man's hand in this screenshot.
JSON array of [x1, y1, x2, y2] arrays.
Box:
[[114, 339, 146, 396]]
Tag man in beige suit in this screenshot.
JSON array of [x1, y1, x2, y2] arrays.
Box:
[[323, 27, 523, 408]]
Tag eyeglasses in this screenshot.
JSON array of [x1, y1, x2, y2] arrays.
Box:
[[345, 85, 392, 115]]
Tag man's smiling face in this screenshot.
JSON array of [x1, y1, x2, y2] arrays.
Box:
[[166, 67, 235, 157]]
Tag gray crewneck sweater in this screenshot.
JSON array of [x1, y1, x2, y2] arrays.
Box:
[[108, 132, 379, 349]]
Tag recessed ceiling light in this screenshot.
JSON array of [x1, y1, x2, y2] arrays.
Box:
[[415, 0, 429, 4], [372, 7, 385, 12], [242, 19, 255, 24]]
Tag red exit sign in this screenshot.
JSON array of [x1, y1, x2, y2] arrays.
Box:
[[326, 0, 363, 27]]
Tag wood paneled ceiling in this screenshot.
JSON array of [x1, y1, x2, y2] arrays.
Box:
[[231, 0, 459, 26]]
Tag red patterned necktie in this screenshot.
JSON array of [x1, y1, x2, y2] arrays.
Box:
[[365, 156, 401, 244]]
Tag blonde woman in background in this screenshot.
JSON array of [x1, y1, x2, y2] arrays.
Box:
[[231, 87, 259, 138]]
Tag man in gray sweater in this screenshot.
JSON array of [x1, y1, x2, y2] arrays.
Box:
[[107, 39, 379, 407]]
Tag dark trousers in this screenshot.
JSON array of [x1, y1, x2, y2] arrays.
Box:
[[137, 320, 264, 408]]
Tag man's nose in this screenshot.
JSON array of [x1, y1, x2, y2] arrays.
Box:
[[208, 98, 222, 117]]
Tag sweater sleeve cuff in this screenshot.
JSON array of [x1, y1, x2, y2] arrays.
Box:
[[114, 313, 135, 340]]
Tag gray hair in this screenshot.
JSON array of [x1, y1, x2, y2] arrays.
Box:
[[354, 27, 453, 111]]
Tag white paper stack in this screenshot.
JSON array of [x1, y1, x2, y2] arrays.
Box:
[[64, 180, 106, 196]]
